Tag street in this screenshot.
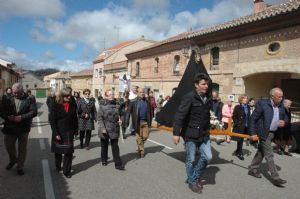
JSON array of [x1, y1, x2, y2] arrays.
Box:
[[1, 98, 300, 199]]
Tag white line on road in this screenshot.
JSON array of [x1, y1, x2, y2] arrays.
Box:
[[292, 153, 300, 158], [42, 159, 56, 199], [148, 139, 173, 150], [37, 116, 43, 134], [40, 139, 46, 150]]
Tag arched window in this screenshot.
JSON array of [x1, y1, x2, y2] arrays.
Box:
[[154, 57, 159, 73], [173, 55, 180, 74], [136, 62, 140, 77], [210, 47, 219, 69]]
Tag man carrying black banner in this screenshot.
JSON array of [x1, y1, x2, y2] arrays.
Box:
[[173, 73, 212, 193]]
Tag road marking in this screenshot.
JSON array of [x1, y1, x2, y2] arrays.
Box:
[[42, 159, 56, 199], [40, 139, 46, 150], [148, 139, 173, 150], [37, 116, 43, 134], [292, 153, 300, 158]]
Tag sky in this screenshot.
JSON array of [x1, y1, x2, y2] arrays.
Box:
[[0, 0, 285, 72]]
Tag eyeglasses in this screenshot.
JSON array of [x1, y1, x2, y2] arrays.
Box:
[[84, 93, 90, 95]]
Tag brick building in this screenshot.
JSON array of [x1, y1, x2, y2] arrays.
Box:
[[92, 37, 156, 97], [0, 59, 19, 97], [126, 0, 300, 103]]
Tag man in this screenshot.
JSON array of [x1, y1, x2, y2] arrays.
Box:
[[126, 87, 152, 158], [210, 90, 225, 144], [248, 88, 288, 187], [128, 86, 138, 135], [173, 73, 212, 193], [0, 83, 37, 175]]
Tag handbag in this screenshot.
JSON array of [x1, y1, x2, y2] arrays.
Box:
[[54, 133, 73, 154]]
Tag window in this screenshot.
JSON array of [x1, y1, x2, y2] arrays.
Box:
[[267, 42, 281, 55], [173, 55, 180, 74], [154, 57, 159, 73], [34, 84, 37, 88], [26, 84, 29, 88], [95, 69, 98, 78], [210, 47, 219, 69], [136, 62, 140, 77], [99, 68, 103, 76]]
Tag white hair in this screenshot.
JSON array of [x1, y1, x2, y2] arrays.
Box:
[[12, 82, 23, 92], [269, 87, 282, 96]]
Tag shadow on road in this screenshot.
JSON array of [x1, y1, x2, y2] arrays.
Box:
[[72, 157, 101, 175], [121, 145, 164, 165]]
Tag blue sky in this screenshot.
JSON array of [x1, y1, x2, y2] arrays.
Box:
[[0, 0, 284, 71]]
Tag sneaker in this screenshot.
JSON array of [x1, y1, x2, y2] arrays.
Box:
[[248, 170, 262, 178]]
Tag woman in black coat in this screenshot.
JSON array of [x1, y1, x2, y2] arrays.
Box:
[[274, 99, 293, 156], [50, 88, 78, 178], [77, 89, 96, 149], [232, 94, 250, 160], [98, 89, 124, 170]]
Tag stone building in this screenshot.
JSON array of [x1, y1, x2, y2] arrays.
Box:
[[48, 72, 71, 93], [21, 71, 44, 90], [70, 68, 93, 96], [92, 37, 156, 97], [126, 0, 300, 103], [0, 59, 19, 96]]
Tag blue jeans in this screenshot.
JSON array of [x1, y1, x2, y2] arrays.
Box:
[[185, 139, 212, 184]]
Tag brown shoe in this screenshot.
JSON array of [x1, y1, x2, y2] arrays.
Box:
[[248, 170, 262, 178], [188, 183, 202, 193]]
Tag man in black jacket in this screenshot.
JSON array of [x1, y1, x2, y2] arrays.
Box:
[[126, 87, 151, 158], [0, 83, 37, 175], [173, 73, 212, 193]]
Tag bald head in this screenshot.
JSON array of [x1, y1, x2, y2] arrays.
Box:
[[137, 87, 145, 99]]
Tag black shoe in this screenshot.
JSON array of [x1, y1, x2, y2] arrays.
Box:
[[237, 154, 244, 160], [284, 151, 292, 156], [123, 135, 127, 139], [272, 178, 287, 186], [248, 170, 262, 178], [17, 169, 25, 176], [56, 167, 62, 172], [64, 173, 72, 178], [6, 162, 16, 170], [216, 139, 225, 145], [102, 161, 107, 166], [115, 165, 125, 170]]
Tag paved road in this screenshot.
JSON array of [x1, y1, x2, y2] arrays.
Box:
[[1, 98, 300, 199]]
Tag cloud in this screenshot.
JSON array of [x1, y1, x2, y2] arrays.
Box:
[[0, 45, 89, 71], [0, 0, 64, 18], [131, 0, 170, 14], [64, 42, 76, 51]]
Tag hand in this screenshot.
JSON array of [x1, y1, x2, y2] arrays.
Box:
[[56, 135, 61, 140], [14, 115, 22, 123], [250, 135, 258, 141], [278, 120, 285, 128], [102, 129, 107, 134], [226, 136, 231, 143], [172, 136, 180, 145], [85, 113, 89, 119]]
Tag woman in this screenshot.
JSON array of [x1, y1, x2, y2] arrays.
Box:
[[222, 99, 234, 142], [77, 89, 96, 150], [50, 88, 78, 178], [274, 99, 293, 156], [98, 89, 124, 170], [232, 94, 250, 160], [119, 91, 130, 139]]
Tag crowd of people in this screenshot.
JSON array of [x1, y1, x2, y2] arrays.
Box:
[[0, 77, 296, 193]]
